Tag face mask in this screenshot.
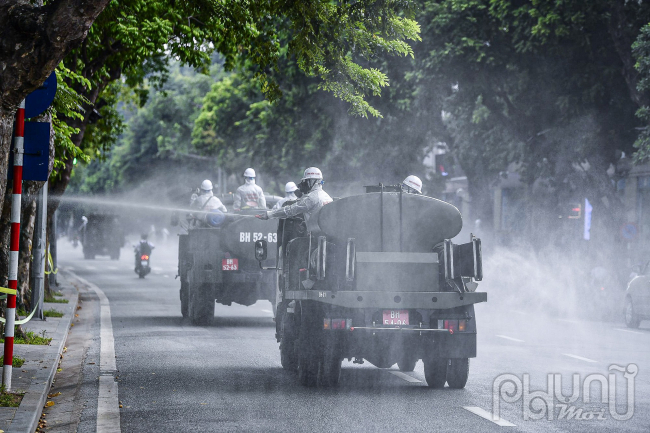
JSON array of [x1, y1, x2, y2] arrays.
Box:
[[245, 177, 255, 185], [298, 179, 312, 194]]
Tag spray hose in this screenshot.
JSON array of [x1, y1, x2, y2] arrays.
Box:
[[0, 287, 37, 325], [44, 249, 58, 275]]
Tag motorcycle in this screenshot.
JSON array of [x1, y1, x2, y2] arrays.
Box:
[[134, 243, 153, 279]]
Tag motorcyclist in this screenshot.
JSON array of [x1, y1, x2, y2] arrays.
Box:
[[401, 175, 423, 194], [233, 168, 266, 211], [257, 167, 332, 231], [134, 233, 154, 268], [190, 179, 227, 213], [272, 182, 299, 210]]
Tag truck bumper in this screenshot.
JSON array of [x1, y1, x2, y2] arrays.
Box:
[[285, 290, 486, 309]]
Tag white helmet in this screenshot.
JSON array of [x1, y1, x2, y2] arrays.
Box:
[[402, 175, 422, 194], [243, 168, 256, 178], [200, 179, 213, 191], [285, 181, 298, 193], [302, 167, 323, 180]]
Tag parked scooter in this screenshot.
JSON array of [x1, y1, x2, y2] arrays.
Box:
[[134, 234, 154, 279]]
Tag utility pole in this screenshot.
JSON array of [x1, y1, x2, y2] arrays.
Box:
[[31, 181, 47, 320], [49, 208, 58, 288], [3, 99, 25, 390]]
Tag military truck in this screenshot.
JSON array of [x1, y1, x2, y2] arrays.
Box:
[[176, 193, 280, 325], [80, 213, 124, 260], [255, 185, 486, 388]]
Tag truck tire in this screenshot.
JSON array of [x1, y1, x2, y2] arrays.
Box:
[[446, 358, 469, 389], [625, 297, 641, 328], [424, 358, 447, 388], [297, 303, 321, 387], [189, 283, 214, 325], [318, 334, 342, 387], [180, 282, 189, 318], [280, 312, 298, 372]]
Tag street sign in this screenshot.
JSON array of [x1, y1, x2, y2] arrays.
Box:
[[7, 122, 50, 181], [25, 72, 57, 119], [620, 222, 638, 242]]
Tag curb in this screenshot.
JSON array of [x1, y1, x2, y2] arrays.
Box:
[[7, 281, 78, 433]]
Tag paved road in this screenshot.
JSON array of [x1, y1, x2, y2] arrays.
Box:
[[56, 239, 650, 432]]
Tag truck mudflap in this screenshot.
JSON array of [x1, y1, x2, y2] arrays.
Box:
[[284, 290, 487, 309]]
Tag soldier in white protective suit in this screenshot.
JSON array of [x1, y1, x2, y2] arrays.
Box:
[[190, 179, 227, 212], [401, 175, 423, 194], [272, 181, 299, 210], [257, 167, 332, 231], [233, 168, 267, 211]]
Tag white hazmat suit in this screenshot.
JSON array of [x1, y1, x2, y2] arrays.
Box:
[[264, 183, 332, 231], [233, 178, 266, 210], [190, 190, 227, 213], [272, 182, 299, 210]]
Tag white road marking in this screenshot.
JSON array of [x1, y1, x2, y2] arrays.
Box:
[[152, 267, 163, 271], [388, 371, 422, 383], [615, 328, 645, 335], [511, 311, 526, 316], [496, 335, 524, 343], [163, 275, 170, 278], [558, 318, 580, 324], [463, 406, 516, 427], [66, 266, 75, 271], [65, 270, 120, 433], [261, 309, 272, 314], [107, 266, 118, 270], [563, 353, 597, 363], [85, 265, 97, 270]]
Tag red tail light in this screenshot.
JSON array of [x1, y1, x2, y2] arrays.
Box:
[[443, 319, 468, 333], [141, 255, 149, 260], [444, 320, 458, 333]]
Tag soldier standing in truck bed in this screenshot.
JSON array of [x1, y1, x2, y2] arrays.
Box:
[[234, 168, 266, 211], [257, 167, 332, 231]]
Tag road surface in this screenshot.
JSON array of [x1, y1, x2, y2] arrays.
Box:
[[52, 238, 650, 432]]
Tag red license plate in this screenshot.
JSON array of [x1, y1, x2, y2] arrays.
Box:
[[383, 310, 409, 325], [222, 258, 238, 271]]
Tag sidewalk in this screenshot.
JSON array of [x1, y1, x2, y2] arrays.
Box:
[[0, 277, 78, 433]]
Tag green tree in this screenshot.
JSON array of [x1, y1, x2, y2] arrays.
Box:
[[50, 0, 421, 205], [411, 0, 647, 224]]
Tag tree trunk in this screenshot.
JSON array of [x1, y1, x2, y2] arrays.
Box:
[[0, 110, 14, 221], [0, 0, 111, 217]]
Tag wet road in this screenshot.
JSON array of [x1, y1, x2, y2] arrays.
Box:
[[57, 239, 650, 432]]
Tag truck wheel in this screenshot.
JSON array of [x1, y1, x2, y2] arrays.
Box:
[[446, 358, 469, 389], [280, 313, 298, 372], [397, 354, 418, 372], [297, 303, 321, 387], [625, 298, 641, 328], [189, 283, 214, 325], [318, 335, 342, 387], [424, 358, 447, 388], [180, 283, 189, 318]]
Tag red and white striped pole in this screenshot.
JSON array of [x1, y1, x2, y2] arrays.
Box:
[[3, 99, 25, 390]]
